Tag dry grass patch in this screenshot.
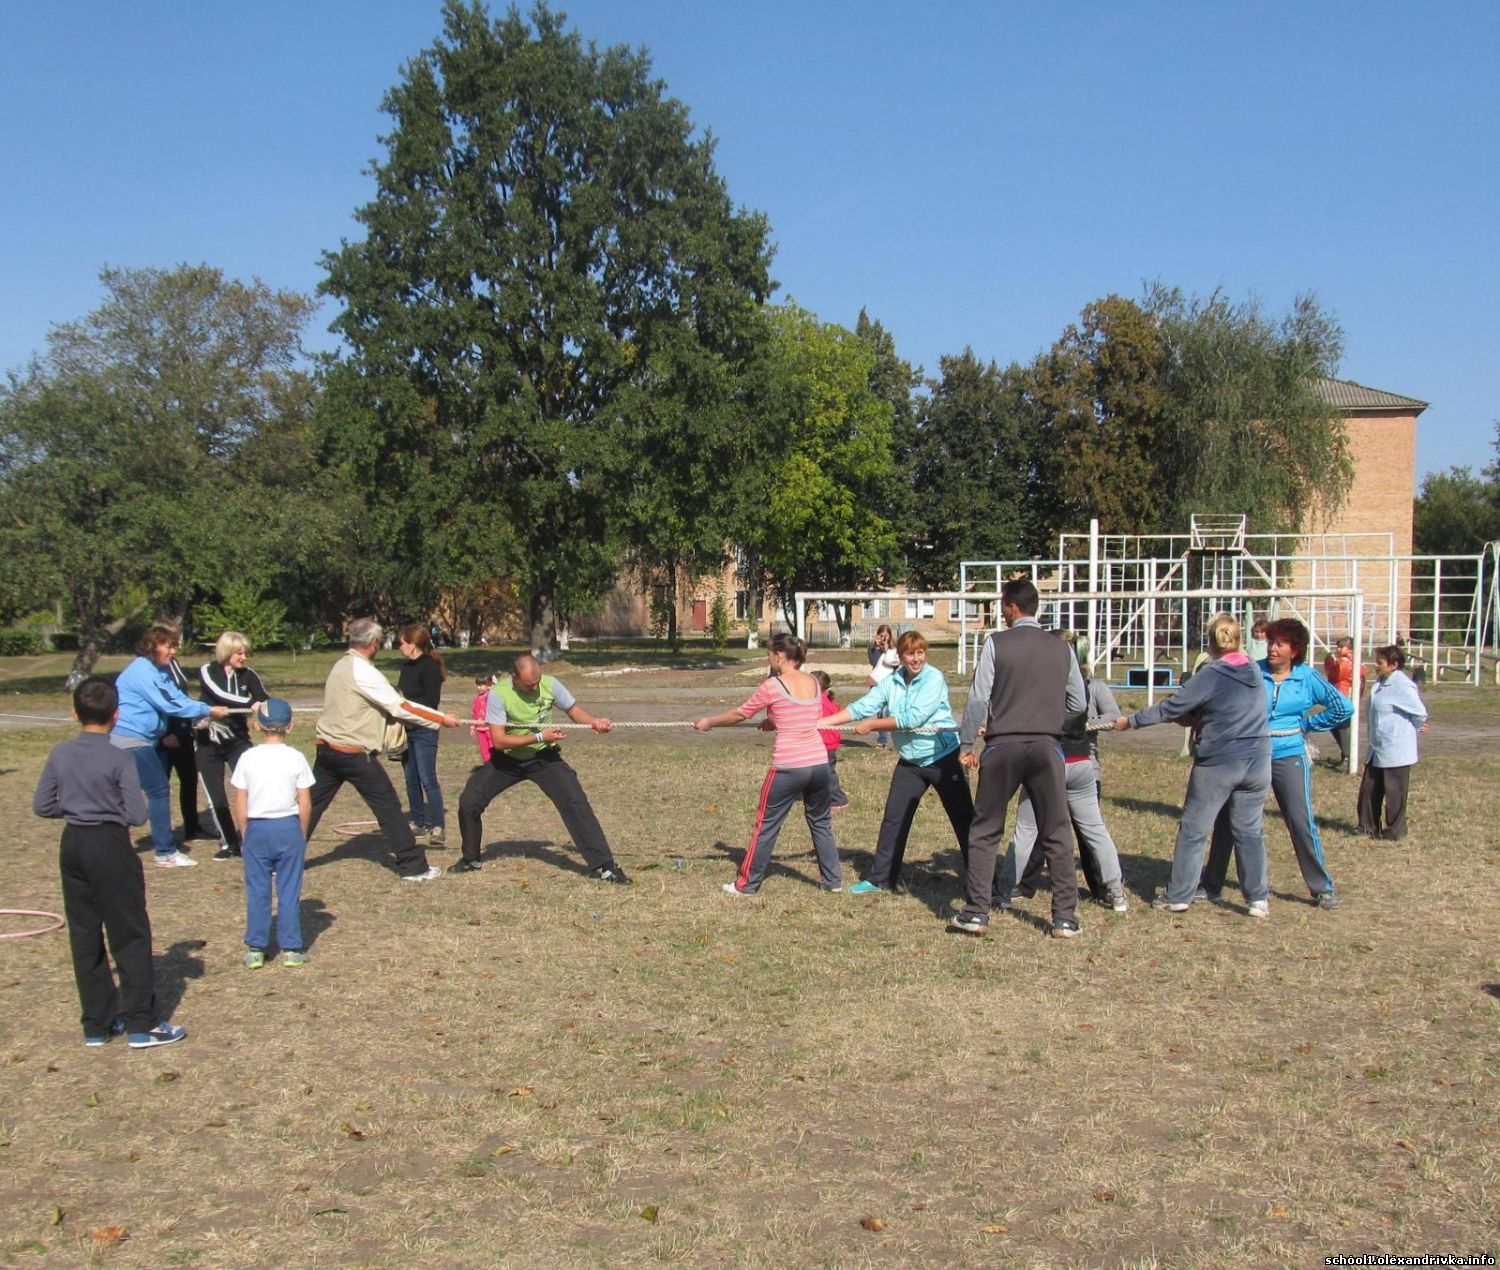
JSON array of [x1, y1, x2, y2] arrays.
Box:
[[0, 652, 1497, 1265]]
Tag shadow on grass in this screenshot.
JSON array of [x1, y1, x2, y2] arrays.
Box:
[[156, 938, 207, 1019], [1108, 795, 1185, 822], [299, 898, 335, 952], [1482, 984, 1500, 1001]]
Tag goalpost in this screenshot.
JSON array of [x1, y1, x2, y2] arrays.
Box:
[[795, 585, 1365, 774]]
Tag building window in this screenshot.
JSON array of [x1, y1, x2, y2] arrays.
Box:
[[735, 590, 749, 621], [904, 598, 935, 620]]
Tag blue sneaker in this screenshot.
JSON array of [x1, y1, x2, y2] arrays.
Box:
[[84, 1019, 127, 1048], [848, 879, 882, 895], [127, 1022, 187, 1050]]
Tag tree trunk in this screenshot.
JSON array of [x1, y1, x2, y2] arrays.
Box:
[[745, 576, 761, 648], [66, 589, 147, 688], [835, 601, 853, 649], [529, 580, 559, 662]]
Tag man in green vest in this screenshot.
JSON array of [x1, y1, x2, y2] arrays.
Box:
[[453, 654, 630, 884]]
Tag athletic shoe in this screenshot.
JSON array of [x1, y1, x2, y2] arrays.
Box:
[[991, 893, 1012, 911], [1051, 917, 1082, 938], [447, 859, 482, 874], [1247, 900, 1270, 919], [427, 826, 446, 847], [721, 882, 755, 897], [281, 951, 308, 968], [182, 826, 218, 842], [593, 865, 632, 886], [127, 1022, 186, 1049], [212, 846, 241, 862], [243, 949, 265, 969], [84, 1019, 127, 1047], [822, 884, 844, 893], [1152, 894, 1191, 912], [1317, 891, 1340, 910], [401, 865, 442, 883], [948, 911, 990, 935], [1194, 886, 1219, 904], [1105, 881, 1129, 913], [1013, 884, 1037, 901], [829, 801, 850, 813], [154, 851, 199, 868], [848, 879, 882, 895]]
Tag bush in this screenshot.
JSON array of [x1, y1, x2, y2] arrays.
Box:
[[709, 584, 731, 651], [0, 629, 46, 656], [195, 583, 287, 652], [51, 632, 80, 651]]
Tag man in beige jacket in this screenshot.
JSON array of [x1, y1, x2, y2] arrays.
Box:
[[306, 619, 461, 881]]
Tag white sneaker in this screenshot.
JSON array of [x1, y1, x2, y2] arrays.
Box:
[[722, 882, 754, 897], [154, 851, 199, 868], [401, 865, 442, 883], [1248, 899, 1270, 919]]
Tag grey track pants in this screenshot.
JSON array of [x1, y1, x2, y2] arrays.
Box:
[[733, 764, 842, 893], [998, 757, 1121, 901], [1170, 751, 1271, 907]]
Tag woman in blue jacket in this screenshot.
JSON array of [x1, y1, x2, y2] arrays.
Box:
[[1357, 643, 1427, 840], [110, 625, 230, 868], [819, 630, 972, 893], [1202, 618, 1351, 909]]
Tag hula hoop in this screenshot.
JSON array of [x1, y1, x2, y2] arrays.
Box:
[[0, 909, 65, 940], [332, 821, 383, 838]]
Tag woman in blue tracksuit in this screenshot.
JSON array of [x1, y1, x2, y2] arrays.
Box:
[[1201, 618, 1351, 909], [818, 630, 973, 892]]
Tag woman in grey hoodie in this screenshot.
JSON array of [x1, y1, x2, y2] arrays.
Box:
[[1112, 613, 1272, 918]]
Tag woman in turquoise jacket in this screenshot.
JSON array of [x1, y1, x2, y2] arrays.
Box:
[[1201, 618, 1351, 908], [819, 630, 973, 892]]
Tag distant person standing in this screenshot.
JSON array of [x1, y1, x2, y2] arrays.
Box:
[[1357, 644, 1428, 840], [1322, 636, 1357, 769], [110, 625, 230, 868], [197, 631, 271, 860], [304, 619, 462, 882], [160, 650, 212, 844], [952, 579, 1087, 939], [396, 623, 449, 847], [866, 624, 896, 750]]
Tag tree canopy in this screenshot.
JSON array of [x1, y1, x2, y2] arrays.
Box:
[[319, 0, 772, 656]]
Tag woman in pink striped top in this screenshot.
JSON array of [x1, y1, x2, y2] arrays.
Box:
[[694, 632, 843, 895]]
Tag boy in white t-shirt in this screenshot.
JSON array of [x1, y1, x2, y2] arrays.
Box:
[[231, 699, 315, 969]]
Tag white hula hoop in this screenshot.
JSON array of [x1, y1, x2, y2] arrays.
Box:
[[332, 821, 383, 838], [0, 909, 66, 940]]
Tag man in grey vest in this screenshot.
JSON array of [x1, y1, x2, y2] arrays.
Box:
[[305, 619, 461, 881], [953, 578, 1087, 938]]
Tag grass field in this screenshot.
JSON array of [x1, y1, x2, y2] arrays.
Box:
[[1, 646, 1497, 1268]]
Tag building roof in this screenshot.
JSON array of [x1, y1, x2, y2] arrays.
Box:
[[1315, 377, 1428, 413]]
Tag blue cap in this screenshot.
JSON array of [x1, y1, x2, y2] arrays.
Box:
[[259, 699, 294, 729]]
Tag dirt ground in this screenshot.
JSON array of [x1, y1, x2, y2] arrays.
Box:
[[0, 647, 1497, 1267]]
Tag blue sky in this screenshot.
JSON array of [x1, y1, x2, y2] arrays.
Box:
[[3, 1, 1495, 483]]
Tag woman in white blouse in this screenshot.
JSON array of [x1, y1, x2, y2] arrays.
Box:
[[1356, 643, 1428, 840]]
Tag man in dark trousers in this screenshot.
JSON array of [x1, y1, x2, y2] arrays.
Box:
[[952, 578, 1087, 938]]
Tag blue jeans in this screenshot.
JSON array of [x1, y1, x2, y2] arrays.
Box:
[[400, 726, 445, 829], [243, 817, 306, 952], [112, 734, 175, 858]]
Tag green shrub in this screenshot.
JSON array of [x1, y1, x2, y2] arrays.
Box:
[[195, 583, 287, 652], [0, 629, 46, 656], [709, 584, 731, 651]]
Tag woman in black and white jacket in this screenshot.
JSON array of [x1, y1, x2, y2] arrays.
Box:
[[197, 630, 270, 860]]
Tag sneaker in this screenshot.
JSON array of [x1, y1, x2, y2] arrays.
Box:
[[401, 865, 442, 883], [427, 826, 446, 847], [829, 801, 850, 813], [948, 911, 990, 935], [281, 951, 308, 968], [1247, 900, 1270, 919], [243, 949, 265, 970], [593, 865, 632, 886], [848, 879, 882, 895], [127, 1022, 187, 1049], [822, 884, 844, 893], [154, 851, 199, 868], [1193, 886, 1220, 904], [1105, 881, 1129, 913], [84, 1019, 127, 1047], [1152, 894, 1191, 912], [1317, 891, 1340, 910], [1051, 917, 1082, 938], [447, 859, 482, 874], [991, 893, 1012, 911], [212, 846, 241, 862], [1013, 884, 1037, 901], [721, 882, 755, 897]]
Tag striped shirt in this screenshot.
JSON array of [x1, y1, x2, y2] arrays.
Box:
[[738, 677, 827, 770]]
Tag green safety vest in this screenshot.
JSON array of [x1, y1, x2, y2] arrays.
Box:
[[494, 675, 561, 758]]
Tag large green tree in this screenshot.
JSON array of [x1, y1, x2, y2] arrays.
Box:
[[905, 350, 1040, 587], [751, 305, 900, 641], [0, 265, 335, 681], [319, 0, 773, 656]]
